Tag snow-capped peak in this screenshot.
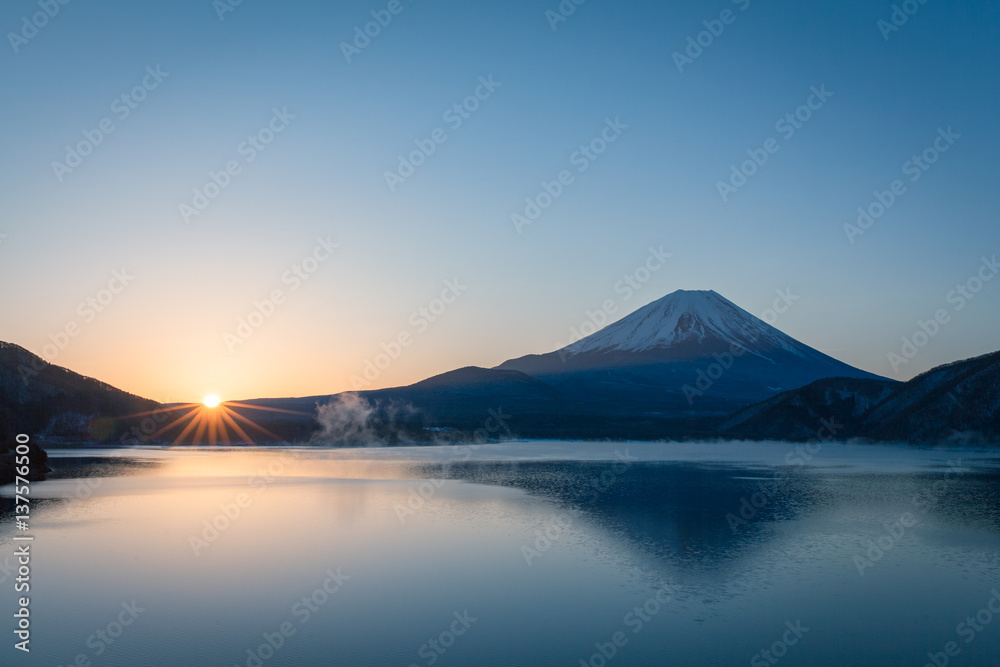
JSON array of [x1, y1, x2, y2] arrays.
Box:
[[560, 289, 804, 359]]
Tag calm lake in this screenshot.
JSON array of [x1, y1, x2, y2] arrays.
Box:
[[2, 442, 1000, 666]]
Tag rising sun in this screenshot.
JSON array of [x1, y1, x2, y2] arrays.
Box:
[[121, 394, 308, 446]]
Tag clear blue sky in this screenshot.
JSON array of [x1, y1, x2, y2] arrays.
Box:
[[1, 0, 998, 402]]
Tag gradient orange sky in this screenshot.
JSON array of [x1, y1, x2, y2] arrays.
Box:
[[2, 1, 998, 404]]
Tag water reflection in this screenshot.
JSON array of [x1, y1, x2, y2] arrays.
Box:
[[1, 444, 999, 666], [419, 457, 1000, 573]]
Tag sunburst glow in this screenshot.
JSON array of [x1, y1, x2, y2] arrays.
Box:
[[120, 399, 310, 447]]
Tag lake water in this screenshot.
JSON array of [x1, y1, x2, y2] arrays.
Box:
[[2, 441, 1000, 666]]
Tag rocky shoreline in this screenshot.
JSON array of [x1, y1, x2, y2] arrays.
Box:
[[0, 439, 51, 485]]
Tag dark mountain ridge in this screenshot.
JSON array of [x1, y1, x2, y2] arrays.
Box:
[[0, 341, 159, 445], [720, 350, 1000, 444]]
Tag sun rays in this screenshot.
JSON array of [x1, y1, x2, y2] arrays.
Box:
[[121, 399, 311, 446]]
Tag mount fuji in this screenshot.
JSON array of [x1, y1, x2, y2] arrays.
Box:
[[495, 289, 885, 416], [247, 289, 890, 441]]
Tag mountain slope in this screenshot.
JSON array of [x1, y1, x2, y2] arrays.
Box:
[[496, 290, 886, 416], [717, 377, 898, 440], [559, 289, 804, 356], [718, 350, 1000, 444], [0, 341, 159, 443], [255, 366, 563, 442], [860, 350, 1000, 443]]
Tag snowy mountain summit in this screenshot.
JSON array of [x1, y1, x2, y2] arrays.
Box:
[[497, 288, 885, 414], [561, 289, 802, 359]]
